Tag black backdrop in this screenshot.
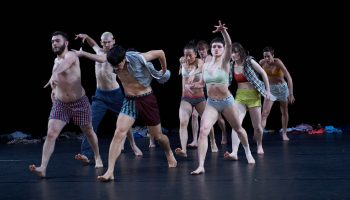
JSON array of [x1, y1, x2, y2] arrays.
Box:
[[1, 3, 348, 136]]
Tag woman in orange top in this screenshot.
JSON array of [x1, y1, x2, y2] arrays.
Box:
[[259, 46, 295, 141]]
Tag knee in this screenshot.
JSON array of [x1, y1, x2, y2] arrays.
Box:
[[113, 129, 127, 142], [261, 110, 269, 119], [233, 126, 245, 136], [180, 119, 189, 129], [47, 129, 59, 141], [83, 126, 95, 136], [253, 125, 263, 134], [153, 134, 163, 141], [199, 126, 211, 137]]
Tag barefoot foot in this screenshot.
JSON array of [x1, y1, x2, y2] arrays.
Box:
[[190, 167, 205, 175], [94, 158, 103, 168], [166, 152, 177, 168], [131, 145, 143, 157], [75, 154, 90, 165], [282, 133, 290, 141], [211, 143, 218, 153], [246, 153, 256, 164], [223, 151, 238, 161], [149, 137, 156, 148], [97, 173, 115, 182], [29, 165, 46, 178], [175, 148, 187, 157], [257, 145, 264, 154]]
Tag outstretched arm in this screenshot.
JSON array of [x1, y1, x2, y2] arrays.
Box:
[[142, 50, 167, 74], [52, 52, 77, 75], [75, 33, 99, 52], [72, 47, 107, 63], [74, 33, 106, 63]]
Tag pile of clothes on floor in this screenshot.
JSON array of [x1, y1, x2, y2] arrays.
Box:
[[277, 124, 343, 135], [0, 131, 41, 144]]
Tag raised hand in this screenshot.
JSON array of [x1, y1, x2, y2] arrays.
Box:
[[212, 20, 228, 33], [74, 33, 88, 43]]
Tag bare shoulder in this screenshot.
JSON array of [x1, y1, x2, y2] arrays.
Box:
[[274, 58, 285, 67], [197, 58, 204, 66], [96, 48, 106, 56], [66, 51, 79, 59], [205, 55, 213, 63], [203, 61, 210, 69]]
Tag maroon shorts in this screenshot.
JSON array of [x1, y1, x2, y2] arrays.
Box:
[[123, 92, 161, 126]]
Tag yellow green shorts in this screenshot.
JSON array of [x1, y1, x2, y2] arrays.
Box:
[[235, 89, 261, 108]]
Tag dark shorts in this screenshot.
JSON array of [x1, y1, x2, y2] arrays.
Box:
[[181, 96, 206, 107], [49, 95, 91, 126], [120, 91, 161, 126]]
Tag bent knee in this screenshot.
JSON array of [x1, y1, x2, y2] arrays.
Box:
[[179, 119, 190, 128], [233, 127, 245, 136], [46, 131, 59, 140]]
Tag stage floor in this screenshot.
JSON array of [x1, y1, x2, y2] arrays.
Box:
[[1, 131, 349, 200]]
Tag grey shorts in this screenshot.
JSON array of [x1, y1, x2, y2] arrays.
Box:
[[270, 82, 289, 102], [207, 95, 234, 113]]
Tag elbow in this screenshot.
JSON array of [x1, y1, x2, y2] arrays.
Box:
[[158, 49, 165, 57]]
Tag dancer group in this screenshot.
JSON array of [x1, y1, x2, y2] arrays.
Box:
[[29, 20, 295, 180]]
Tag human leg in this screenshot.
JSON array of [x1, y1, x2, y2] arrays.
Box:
[[126, 129, 143, 156], [80, 96, 107, 161], [134, 92, 177, 167], [261, 99, 274, 130], [175, 101, 192, 157], [79, 124, 103, 168], [195, 101, 218, 153], [188, 109, 199, 148], [191, 105, 218, 175], [29, 119, 66, 178], [249, 107, 264, 154], [280, 101, 289, 141], [97, 114, 135, 181], [148, 125, 177, 167], [217, 114, 227, 144], [225, 103, 246, 160], [224, 102, 255, 164]]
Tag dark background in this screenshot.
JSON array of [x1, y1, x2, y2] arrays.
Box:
[[1, 3, 348, 137]]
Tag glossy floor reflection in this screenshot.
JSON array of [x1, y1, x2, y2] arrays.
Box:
[[0, 131, 349, 200]]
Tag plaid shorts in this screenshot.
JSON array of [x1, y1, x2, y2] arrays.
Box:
[[49, 95, 92, 126]]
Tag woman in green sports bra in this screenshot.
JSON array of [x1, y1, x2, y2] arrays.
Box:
[[191, 21, 255, 176]]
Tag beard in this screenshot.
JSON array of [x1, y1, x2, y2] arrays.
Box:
[[52, 44, 66, 55]]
